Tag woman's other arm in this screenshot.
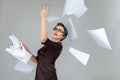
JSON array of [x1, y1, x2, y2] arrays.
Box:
[[22, 43, 38, 64]]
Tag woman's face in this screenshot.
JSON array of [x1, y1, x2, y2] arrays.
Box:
[[52, 25, 64, 41]]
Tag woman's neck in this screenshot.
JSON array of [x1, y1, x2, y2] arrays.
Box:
[[52, 39, 61, 42]]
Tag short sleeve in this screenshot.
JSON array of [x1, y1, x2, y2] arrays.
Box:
[[41, 38, 50, 45], [41, 38, 62, 51]]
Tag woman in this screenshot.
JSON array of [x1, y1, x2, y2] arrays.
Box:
[[23, 7, 68, 80]]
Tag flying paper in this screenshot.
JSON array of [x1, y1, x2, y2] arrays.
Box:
[[87, 28, 112, 50], [66, 18, 78, 41], [69, 47, 90, 66], [63, 0, 88, 18], [14, 62, 35, 74], [47, 16, 60, 23], [6, 35, 32, 64]]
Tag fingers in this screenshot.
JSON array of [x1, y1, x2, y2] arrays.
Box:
[[42, 6, 49, 11], [41, 7, 48, 14], [21, 43, 29, 51], [21, 43, 25, 51], [40, 6, 49, 17]]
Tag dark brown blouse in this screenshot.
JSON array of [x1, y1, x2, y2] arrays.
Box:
[[35, 39, 63, 80]]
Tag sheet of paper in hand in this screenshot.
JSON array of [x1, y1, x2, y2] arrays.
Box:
[[5, 35, 32, 64]]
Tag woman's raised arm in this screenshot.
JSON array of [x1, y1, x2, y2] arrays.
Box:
[[40, 7, 49, 43]]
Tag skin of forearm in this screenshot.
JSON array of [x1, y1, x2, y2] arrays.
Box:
[[40, 17, 48, 42], [30, 55, 38, 64], [27, 50, 38, 64]]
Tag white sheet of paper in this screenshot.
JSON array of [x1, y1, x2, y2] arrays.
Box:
[[66, 18, 78, 41], [9, 35, 21, 49], [47, 16, 60, 23], [14, 62, 35, 74], [87, 28, 112, 50], [69, 47, 90, 66], [6, 35, 32, 64], [6, 35, 26, 57], [63, 0, 88, 18]]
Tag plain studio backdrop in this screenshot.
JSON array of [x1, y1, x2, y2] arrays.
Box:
[[0, 0, 120, 80]]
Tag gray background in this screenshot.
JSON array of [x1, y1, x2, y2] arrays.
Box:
[[0, 0, 120, 80]]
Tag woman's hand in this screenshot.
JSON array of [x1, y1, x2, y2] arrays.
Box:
[[21, 43, 30, 52], [40, 6, 49, 18], [21, 43, 38, 64]]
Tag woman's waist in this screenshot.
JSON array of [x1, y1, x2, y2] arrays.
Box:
[[36, 56, 55, 64]]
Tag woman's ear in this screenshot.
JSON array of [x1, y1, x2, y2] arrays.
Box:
[[60, 35, 65, 41]]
